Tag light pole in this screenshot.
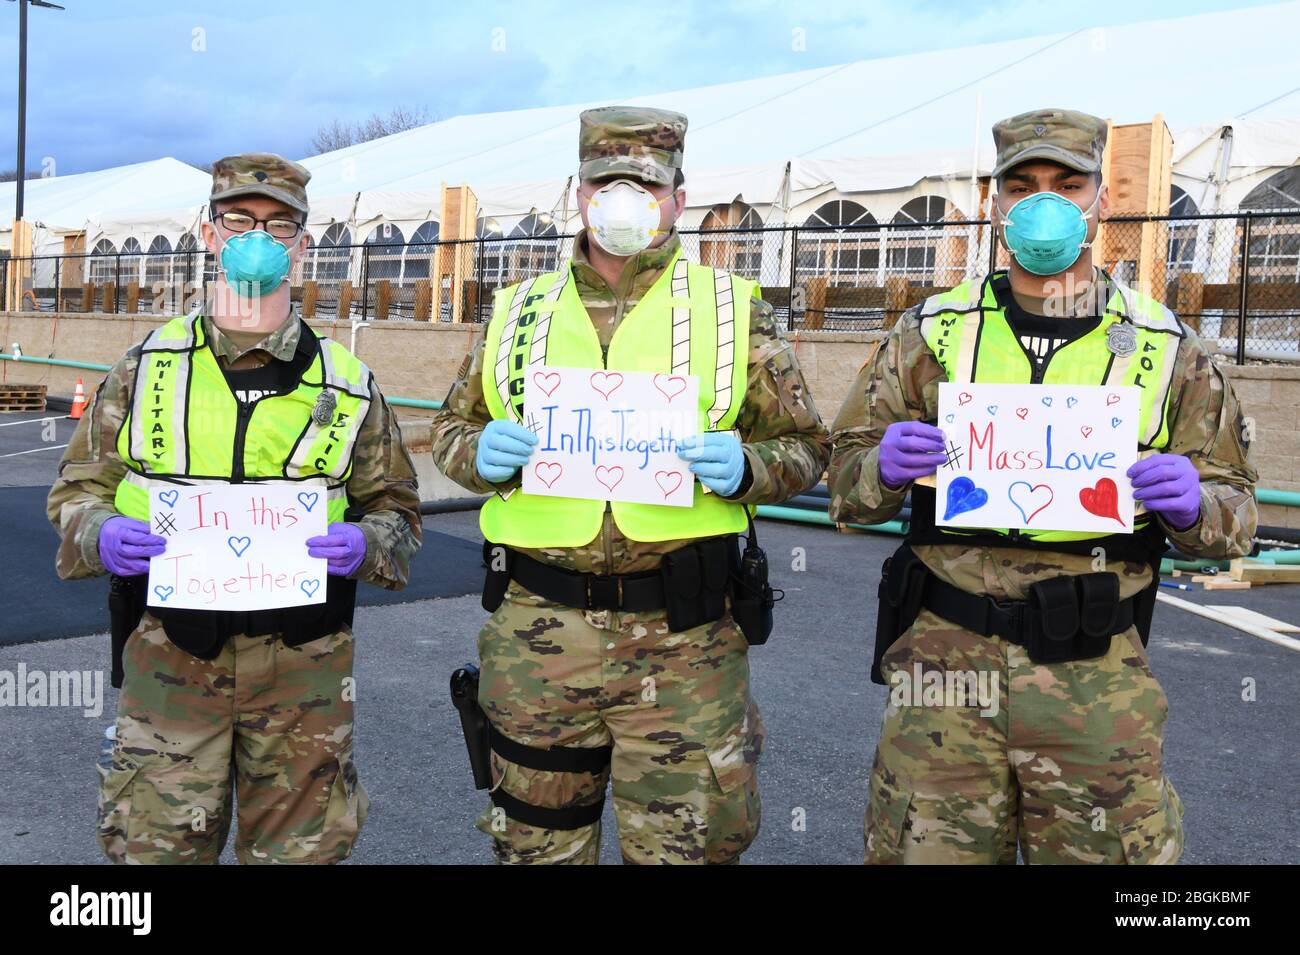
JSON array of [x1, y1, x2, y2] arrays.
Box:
[[8, 0, 65, 222]]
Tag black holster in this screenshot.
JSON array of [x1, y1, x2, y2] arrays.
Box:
[[481, 541, 514, 614], [871, 544, 928, 684], [450, 664, 493, 790], [729, 516, 782, 646], [108, 574, 147, 690], [660, 536, 733, 633]]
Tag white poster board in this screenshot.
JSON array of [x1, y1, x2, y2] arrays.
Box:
[[146, 483, 329, 610], [936, 383, 1140, 533], [521, 365, 700, 507]]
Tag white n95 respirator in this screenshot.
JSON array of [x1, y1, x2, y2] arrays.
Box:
[[585, 179, 668, 256]]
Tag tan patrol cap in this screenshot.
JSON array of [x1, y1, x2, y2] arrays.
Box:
[[992, 108, 1108, 179], [210, 152, 311, 215], [578, 106, 687, 186]]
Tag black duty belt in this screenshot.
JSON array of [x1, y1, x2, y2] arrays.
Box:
[[919, 568, 1135, 664], [503, 548, 667, 613]]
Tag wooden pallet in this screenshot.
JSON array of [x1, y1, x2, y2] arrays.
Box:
[[0, 383, 47, 413]]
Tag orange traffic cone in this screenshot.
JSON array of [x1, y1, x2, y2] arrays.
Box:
[[70, 378, 88, 420]]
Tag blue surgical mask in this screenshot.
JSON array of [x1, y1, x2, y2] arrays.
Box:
[[219, 229, 291, 296], [998, 190, 1099, 276]]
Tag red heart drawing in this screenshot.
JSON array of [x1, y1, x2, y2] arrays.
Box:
[[1016, 407, 1029, 420], [1079, 477, 1126, 526], [533, 461, 563, 488], [957, 391, 973, 406], [532, 371, 561, 398], [1106, 393, 1122, 406], [1081, 426, 1093, 438], [655, 470, 684, 498], [589, 371, 624, 400], [595, 465, 625, 494], [653, 374, 688, 402]]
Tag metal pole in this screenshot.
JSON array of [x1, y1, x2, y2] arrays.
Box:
[[114, 252, 121, 313], [53, 253, 59, 310], [15, 0, 28, 222], [1236, 212, 1252, 365], [361, 245, 369, 322], [786, 226, 797, 332], [475, 237, 486, 322]]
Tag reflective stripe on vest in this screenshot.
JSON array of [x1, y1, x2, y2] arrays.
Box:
[[918, 271, 1183, 544], [113, 313, 370, 523], [479, 250, 754, 547]]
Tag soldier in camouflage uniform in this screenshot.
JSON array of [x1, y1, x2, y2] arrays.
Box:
[[432, 107, 829, 864], [828, 109, 1257, 864], [47, 154, 422, 864]]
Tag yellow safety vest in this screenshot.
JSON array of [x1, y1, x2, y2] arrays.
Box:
[[480, 250, 754, 547], [918, 271, 1183, 544], [114, 312, 371, 524]]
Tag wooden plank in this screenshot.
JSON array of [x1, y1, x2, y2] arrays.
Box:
[[412, 279, 432, 322], [1228, 559, 1300, 584], [300, 280, 318, 318], [101, 283, 116, 313], [1204, 606, 1300, 634], [374, 280, 392, 321], [1203, 579, 1251, 591], [1175, 272, 1204, 332], [1202, 282, 1300, 311], [883, 275, 908, 330], [335, 281, 353, 320], [124, 282, 141, 314], [804, 277, 827, 329], [1157, 592, 1300, 653]]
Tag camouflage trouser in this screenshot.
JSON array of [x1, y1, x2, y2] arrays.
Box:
[[865, 610, 1184, 864], [474, 582, 764, 864], [97, 611, 368, 864]]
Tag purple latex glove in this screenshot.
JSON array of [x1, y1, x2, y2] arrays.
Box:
[[306, 522, 367, 577], [98, 516, 167, 576], [879, 421, 947, 489], [1127, 453, 1201, 531]]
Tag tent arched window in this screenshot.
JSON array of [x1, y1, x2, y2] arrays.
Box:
[[311, 223, 353, 283], [699, 202, 764, 277], [887, 196, 955, 284], [505, 213, 561, 281], [402, 220, 440, 280], [174, 233, 202, 289], [798, 200, 879, 284], [1240, 168, 1300, 284], [1167, 186, 1202, 274], [363, 222, 406, 284], [118, 237, 143, 287], [144, 235, 173, 289], [88, 239, 117, 285]]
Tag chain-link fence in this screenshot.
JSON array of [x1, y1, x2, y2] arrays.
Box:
[[4, 211, 1299, 362]]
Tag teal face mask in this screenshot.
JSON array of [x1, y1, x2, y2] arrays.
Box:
[[219, 229, 292, 296], [998, 190, 1099, 276]]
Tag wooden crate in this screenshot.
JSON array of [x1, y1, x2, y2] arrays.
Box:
[[0, 383, 48, 413]]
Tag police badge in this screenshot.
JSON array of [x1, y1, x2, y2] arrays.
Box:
[[312, 389, 337, 425], [1106, 323, 1137, 357]]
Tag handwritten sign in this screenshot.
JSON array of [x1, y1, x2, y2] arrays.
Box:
[[936, 383, 1140, 533], [146, 482, 328, 611], [521, 365, 699, 507]]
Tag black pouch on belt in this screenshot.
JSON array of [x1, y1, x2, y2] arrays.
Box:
[[661, 538, 731, 632], [1025, 572, 1117, 664], [108, 574, 147, 690], [481, 539, 514, 613], [730, 516, 781, 646], [450, 664, 493, 790], [871, 543, 929, 685]]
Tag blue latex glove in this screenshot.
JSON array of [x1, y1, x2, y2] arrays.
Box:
[[98, 516, 166, 576], [476, 419, 539, 484], [678, 432, 746, 497], [306, 522, 367, 577], [879, 421, 947, 489], [1127, 453, 1201, 531]]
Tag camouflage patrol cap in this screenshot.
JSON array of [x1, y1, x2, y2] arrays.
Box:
[[992, 109, 1108, 180], [210, 153, 311, 215], [578, 106, 687, 186]]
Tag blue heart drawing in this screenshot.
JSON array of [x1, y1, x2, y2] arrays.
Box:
[[944, 476, 989, 520], [153, 585, 173, 602], [1111, 417, 1123, 428], [1066, 396, 1079, 409], [301, 579, 321, 599], [227, 536, 252, 558], [158, 489, 179, 508], [297, 491, 319, 512], [944, 413, 955, 424], [1041, 396, 1053, 407], [986, 405, 999, 416]]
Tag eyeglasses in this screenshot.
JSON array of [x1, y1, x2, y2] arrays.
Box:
[[211, 211, 304, 240]]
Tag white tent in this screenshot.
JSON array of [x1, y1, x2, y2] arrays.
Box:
[[9, 1, 1300, 257]]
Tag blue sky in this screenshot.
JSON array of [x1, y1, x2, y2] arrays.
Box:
[[0, 0, 1289, 176]]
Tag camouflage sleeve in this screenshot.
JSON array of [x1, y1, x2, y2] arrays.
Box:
[[429, 331, 519, 496], [827, 307, 945, 524], [348, 380, 424, 591], [1157, 326, 1258, 559], [46, 350, 138, 580], [724, 297, 831, 506]]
